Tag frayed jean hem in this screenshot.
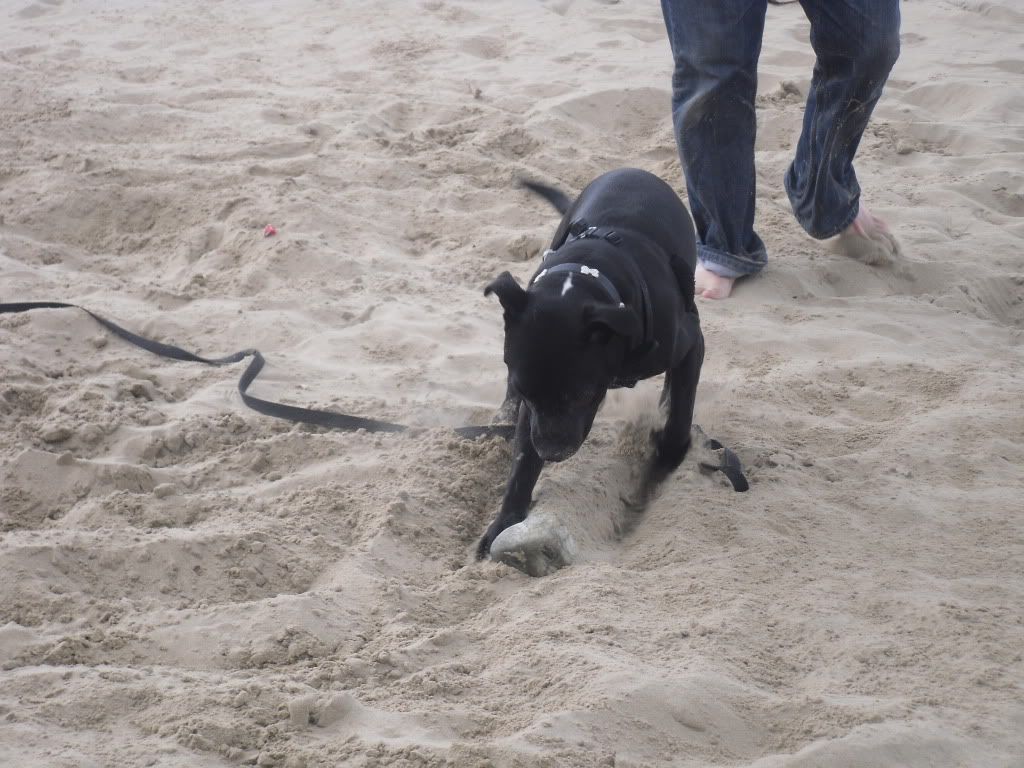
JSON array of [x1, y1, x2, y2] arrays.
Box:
[[697, 243, 767, 278]]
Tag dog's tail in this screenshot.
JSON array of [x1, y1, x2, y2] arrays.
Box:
[[519, 179, 572, 215]]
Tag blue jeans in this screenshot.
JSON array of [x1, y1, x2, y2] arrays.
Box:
[[661, 0, 901, 277]]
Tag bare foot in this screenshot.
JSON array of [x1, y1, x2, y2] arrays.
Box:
[[833, 204, 902, 266], [694, 263, 736, 299]]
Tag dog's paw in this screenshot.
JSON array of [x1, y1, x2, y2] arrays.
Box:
[[650, 428, 691, 470], [476, 517, 509, 560], [475, 530, 496, 560]]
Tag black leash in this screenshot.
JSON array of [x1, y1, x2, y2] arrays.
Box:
[[0, 302, 512, 441], [0, 301, 746, 489]]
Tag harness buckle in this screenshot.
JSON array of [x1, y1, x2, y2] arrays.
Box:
[[568, 219, 591, 238], [567, 219, 621, 246]]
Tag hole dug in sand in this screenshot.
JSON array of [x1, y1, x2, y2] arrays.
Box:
[[488, 424, 738, 577]]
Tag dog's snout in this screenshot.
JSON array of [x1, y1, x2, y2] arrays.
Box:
[[530, 416, 584, 462], [534, 442, 579, 462]]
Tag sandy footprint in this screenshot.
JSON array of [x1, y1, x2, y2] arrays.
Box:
[[15, 1, 61, 20], [259, 108, 304, 125], [186, 224, 225, 262], [614, 18, 671, 43], [942, 274, 1024, 328], [950, 170, 1024, 219], [957, 0, 1024, 24], [458, 34, 507, 60], [543, 87, 672, 141], [110, 39, 146, 51], [539, 0, 574, 16], [0, 44, 47, 60]]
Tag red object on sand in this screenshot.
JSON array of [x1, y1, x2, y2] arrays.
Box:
[[263, 224, 277, 237]]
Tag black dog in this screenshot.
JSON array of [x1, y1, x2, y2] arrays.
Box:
[[478, 168, 703, 559]]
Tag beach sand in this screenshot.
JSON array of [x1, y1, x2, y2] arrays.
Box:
[[1, 0, 1022, 765]]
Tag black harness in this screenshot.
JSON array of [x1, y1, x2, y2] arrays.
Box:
[[533, 217, 657, 361]]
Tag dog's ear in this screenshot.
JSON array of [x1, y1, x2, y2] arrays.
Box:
[[584, 303, 642, 346], [484, 272, 528, 318]]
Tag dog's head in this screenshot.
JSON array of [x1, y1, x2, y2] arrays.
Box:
[[486, 270, 640, 462]]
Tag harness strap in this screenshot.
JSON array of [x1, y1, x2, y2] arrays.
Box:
[[532, 262, 624, 307], [544, 217, 657, 355], [567, 218, 623, 246], [617, 253, 657, 357]]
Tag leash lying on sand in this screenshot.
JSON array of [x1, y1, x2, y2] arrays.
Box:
[[0, 301, 748, 490]]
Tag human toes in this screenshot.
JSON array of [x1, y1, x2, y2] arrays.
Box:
[[694, 265, 736, 299], [834, 209, 900, 266]]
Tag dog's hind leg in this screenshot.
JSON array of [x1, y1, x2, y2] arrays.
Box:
[[654, 319, 704, 470], [632, 325, 704, 506]]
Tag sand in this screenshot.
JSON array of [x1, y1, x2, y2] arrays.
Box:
[[1, 0, 1022, 766]]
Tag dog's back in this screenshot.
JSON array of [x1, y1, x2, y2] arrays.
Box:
[[573, 168, 697, 275], [522, 168, 698, 305]]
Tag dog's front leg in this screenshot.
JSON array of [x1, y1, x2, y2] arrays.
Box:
[[494, 374, 523, 424], [654, 320, 704, 469], [476, 402, 544, 559]]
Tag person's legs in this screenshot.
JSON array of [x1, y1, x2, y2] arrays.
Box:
[[661, 0, 769, 298], [786, 0, 901, 259]]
